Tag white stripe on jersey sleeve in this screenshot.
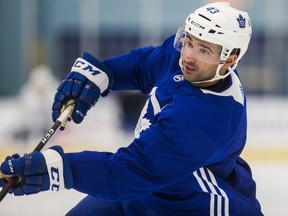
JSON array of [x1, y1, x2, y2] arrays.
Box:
[[193, 168, 230, 216]]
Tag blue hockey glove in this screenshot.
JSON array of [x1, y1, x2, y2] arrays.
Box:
[[52, 52, 111, 124], [0, 146, 73, 196]]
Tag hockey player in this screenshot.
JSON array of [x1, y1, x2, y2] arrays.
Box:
[[0, 2, 263, 215]]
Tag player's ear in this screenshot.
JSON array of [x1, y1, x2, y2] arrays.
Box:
[[224, 54, 237, 67]]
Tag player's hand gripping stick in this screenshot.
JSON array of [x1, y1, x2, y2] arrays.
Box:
[[0, 103, 74, 202]]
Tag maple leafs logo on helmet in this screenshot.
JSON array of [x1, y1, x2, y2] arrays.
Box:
[[237, 14, 246, 29]]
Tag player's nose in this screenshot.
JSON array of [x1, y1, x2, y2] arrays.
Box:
[[183, 49, 197, 63]]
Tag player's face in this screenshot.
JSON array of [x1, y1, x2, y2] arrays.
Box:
[[181, 35, 222, 86]]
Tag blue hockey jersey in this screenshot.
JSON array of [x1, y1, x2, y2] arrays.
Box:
[[66, 35, 263, 216]]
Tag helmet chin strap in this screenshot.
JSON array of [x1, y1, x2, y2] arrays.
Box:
[[191, 64, 233, 84], [179, 56, 235, 84]]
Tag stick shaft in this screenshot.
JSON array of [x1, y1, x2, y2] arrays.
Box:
[[0, 176, 19, 202], [33, 120, 61, 152]]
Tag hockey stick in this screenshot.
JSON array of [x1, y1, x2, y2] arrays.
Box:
[[0, 104, 74, 202]]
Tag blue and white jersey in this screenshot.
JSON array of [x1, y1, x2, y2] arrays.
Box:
[[67, 35, 263, 215]]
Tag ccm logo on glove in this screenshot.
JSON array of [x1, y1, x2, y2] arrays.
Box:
[[73, 60, 101, 76], [50, 167, 60, 191], [71, 57, 109, 93], [42, 149, 66, 192], [8, 159, 14, 173]]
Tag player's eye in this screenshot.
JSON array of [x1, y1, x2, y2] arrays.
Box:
[[185, 40, 193, 48], [199, 48, 211, 55]]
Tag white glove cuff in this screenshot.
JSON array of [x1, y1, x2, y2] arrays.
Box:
[[42, 149, 65, 192], [71, 58, 109, 93]]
